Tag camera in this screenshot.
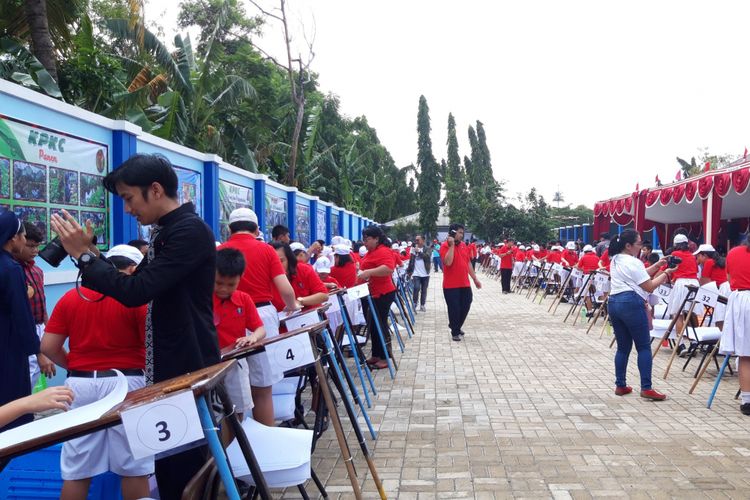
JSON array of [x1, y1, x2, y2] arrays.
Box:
[[666, 255, 682, 269], [39, 235, 97, 268], [449, 229, 457, 238]]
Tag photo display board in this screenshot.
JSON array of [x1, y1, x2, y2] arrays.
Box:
[[0, 115, 109, 247], [295, 203, 310, 246], [264, 192, 287, 238], [137, 166, 202, 242], [331, 212, 339, 239], [316, 207, 326, 243], [218, 180, 253, 242]]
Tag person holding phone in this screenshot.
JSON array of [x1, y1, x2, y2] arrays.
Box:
[[440, 223, 482, 342]]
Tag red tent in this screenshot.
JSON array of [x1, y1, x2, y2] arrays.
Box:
[[593, 160, 750, 247]]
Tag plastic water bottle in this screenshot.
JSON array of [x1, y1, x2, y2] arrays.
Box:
[[33, 373, 47, 393]]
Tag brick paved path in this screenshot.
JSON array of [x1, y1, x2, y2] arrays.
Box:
[[306, 271, 750, 499]]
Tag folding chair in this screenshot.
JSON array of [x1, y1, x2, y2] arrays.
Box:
[[563, 271, 595, 323], [680, 286, 725, 377]]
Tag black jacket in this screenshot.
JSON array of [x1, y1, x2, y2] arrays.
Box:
[[82, 203, 220, 383], [406, 246, 432, 275]]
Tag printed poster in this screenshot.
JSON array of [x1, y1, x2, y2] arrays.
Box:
[[296, 203, 310, 246], [218, 180, 253, 242], [316, 208, 326, 243], [0, 114, 109, 246], [264, 193, 287, 238], [331, 212, 339, 239]]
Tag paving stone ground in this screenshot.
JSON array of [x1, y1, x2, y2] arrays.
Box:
[[301, 269, 750, 499]]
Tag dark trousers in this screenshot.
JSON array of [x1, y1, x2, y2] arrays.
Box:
[[443, 287, 473, 337], [364, 291, 396, 359], [500, 268, 512, 292], [156, 445, 211, 500], [432, 256, 442, 272], [412, 276, 430, 306]]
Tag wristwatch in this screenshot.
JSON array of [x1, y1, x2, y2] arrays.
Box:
[[76, 252, 96, 269]]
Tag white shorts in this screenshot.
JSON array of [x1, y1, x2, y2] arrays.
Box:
[[224, 359, 253, 414], [668, 278, 701, 316], [713, 281, 733, 323], [248, 304, 283, 388], [62, 375, 154, 480], [720, 290, 750, 356], [28, 324, 44, 390], [512, 261, 524, 277]]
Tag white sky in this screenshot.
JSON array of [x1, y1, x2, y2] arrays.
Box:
[[148, 0, 750, 208]]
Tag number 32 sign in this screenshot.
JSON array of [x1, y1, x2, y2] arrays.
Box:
[[121, 390, 205, 460]]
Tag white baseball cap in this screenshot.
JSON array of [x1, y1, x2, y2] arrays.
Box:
[[290, 242, 306, 252], [519, 245, 526, 251], [391, 243, 399, 250], [333, 244, 350, 256], [566, 241, 576, 250], [228, 208, 258, 225], [107, 244, 144, 266], [359, 247, 367, 257], [583, 244, 594, 253], [673, 234, 689, 245], [321, 245, 333, 257], [532, 244, 540, 251], [331, 236, 346, 246], [314, 256, 332, 273], [693, 243, 716, 255]]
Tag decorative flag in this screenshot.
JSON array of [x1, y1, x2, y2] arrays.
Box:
[[744, 147, 747, 160], [655, 174, 660, 184], [635, 182, 639, 191], [675, 170, 682, 181], [704, 161, 711, 172]]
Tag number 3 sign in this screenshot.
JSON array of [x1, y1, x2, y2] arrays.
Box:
[[121, 390, 205, 460]]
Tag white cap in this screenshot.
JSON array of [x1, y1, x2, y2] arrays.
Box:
[[314, 256, 332, 273], [583, 244, 594, 252], [359, 247, 367, 257], [321, 245, 333, 257], [391, 243, 399, 250], [519, 245, 526, 251], [290, 242, 306, 252], [566, 241, 576, 250], [107, 244, 144, 266], [331, 236, 345, 246], [673, 234, 689, 245], [516, 241, 522, 246], [551, 245, 562, 251], [333, 244, 350, 256], [694, 243, 716, 255], [344, 239, 353, 249], [532, 244, 540, 251], [228, 208, 258, 225], [399, 242, 407, 248]]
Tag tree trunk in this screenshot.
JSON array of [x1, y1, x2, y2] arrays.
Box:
[[24, 0, 58, 81]]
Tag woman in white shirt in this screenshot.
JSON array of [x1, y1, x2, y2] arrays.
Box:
[[608, 229, 675, 401]]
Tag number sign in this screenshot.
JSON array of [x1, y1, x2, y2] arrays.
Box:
[[266, 334, 315, 371], [121, 390, 204, 460], [347, 284, 370, 300], [283, 310, 320, 332], [656, 285, 672, 298], [696, 288, 719, 308]]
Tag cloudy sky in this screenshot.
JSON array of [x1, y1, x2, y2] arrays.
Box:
[[151, 0, 750, 208]]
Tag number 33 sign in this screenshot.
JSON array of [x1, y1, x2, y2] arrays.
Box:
[[121, 390, 205, 460]]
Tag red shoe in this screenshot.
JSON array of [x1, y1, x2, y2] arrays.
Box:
[[366, 357, 380, 365], [640, 389, 667, 401], [371, 360, 389, 370], [614, 386, 632, 396]]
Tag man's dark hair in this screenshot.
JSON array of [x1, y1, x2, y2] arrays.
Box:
[[109, 255, 138, 270], [229, 221, 258, 234], [448, 223, 464, 233], [272, 225, 290, 239], [647, 252, 660, 265], [128, 239, 148, 249], [216, 248, 246, 277], [23, 221, 43, 243], [600, 233, 610, 240], [316, 239, 325, 247], [103, 153, 179, 199], [269, 241, 297, 276]]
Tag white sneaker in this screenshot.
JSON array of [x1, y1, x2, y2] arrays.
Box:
[[420, 305, 426, 312]]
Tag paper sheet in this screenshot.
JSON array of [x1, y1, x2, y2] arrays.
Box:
[[0, 370, 129, 451]]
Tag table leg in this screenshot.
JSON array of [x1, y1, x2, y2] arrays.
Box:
[[196, 395, 242, 500]]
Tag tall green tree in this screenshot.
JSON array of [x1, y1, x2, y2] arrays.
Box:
[[416, 95, 440, 236], [444, 113, 467, 223]]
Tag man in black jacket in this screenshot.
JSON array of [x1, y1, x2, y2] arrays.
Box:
[[407, 235, 432, 312], [51, 154, 220, 500]]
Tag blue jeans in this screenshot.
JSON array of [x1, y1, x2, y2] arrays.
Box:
[[432, 256, 442, 272], [607, 291, 652, 390]]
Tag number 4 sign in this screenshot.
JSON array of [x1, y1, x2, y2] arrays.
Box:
[[121, 390, 205, 460]]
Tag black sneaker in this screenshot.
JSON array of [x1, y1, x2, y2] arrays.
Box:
[[741, 403, 750, 416], [459, 330, 466, 336], [452, 335, 462, 342]]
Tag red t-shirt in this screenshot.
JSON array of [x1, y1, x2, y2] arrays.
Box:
[[213, 290, 263, 349], [330, 260, 357, 288], [727, 246, 750, 290], [599, 249, 611, 271], [702, 258, 727, 286], [578, 253, 600, 273], [537, 249, 548, 259], [514, 249, 526, 262], [671, 249, 698, 280], [562, 249, 578, 267], [361, 244, 397, 298], [219, 234, 286, 303], [525, 249, 534, 261], [468, 243, 477, 259], [500, 246, 513, 269], [46, 287, 146, 371], [440, 241, 471, 288], [547, 251, 562, 264], [290, 263, 328, 301], [322, 275, 341, 288]]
